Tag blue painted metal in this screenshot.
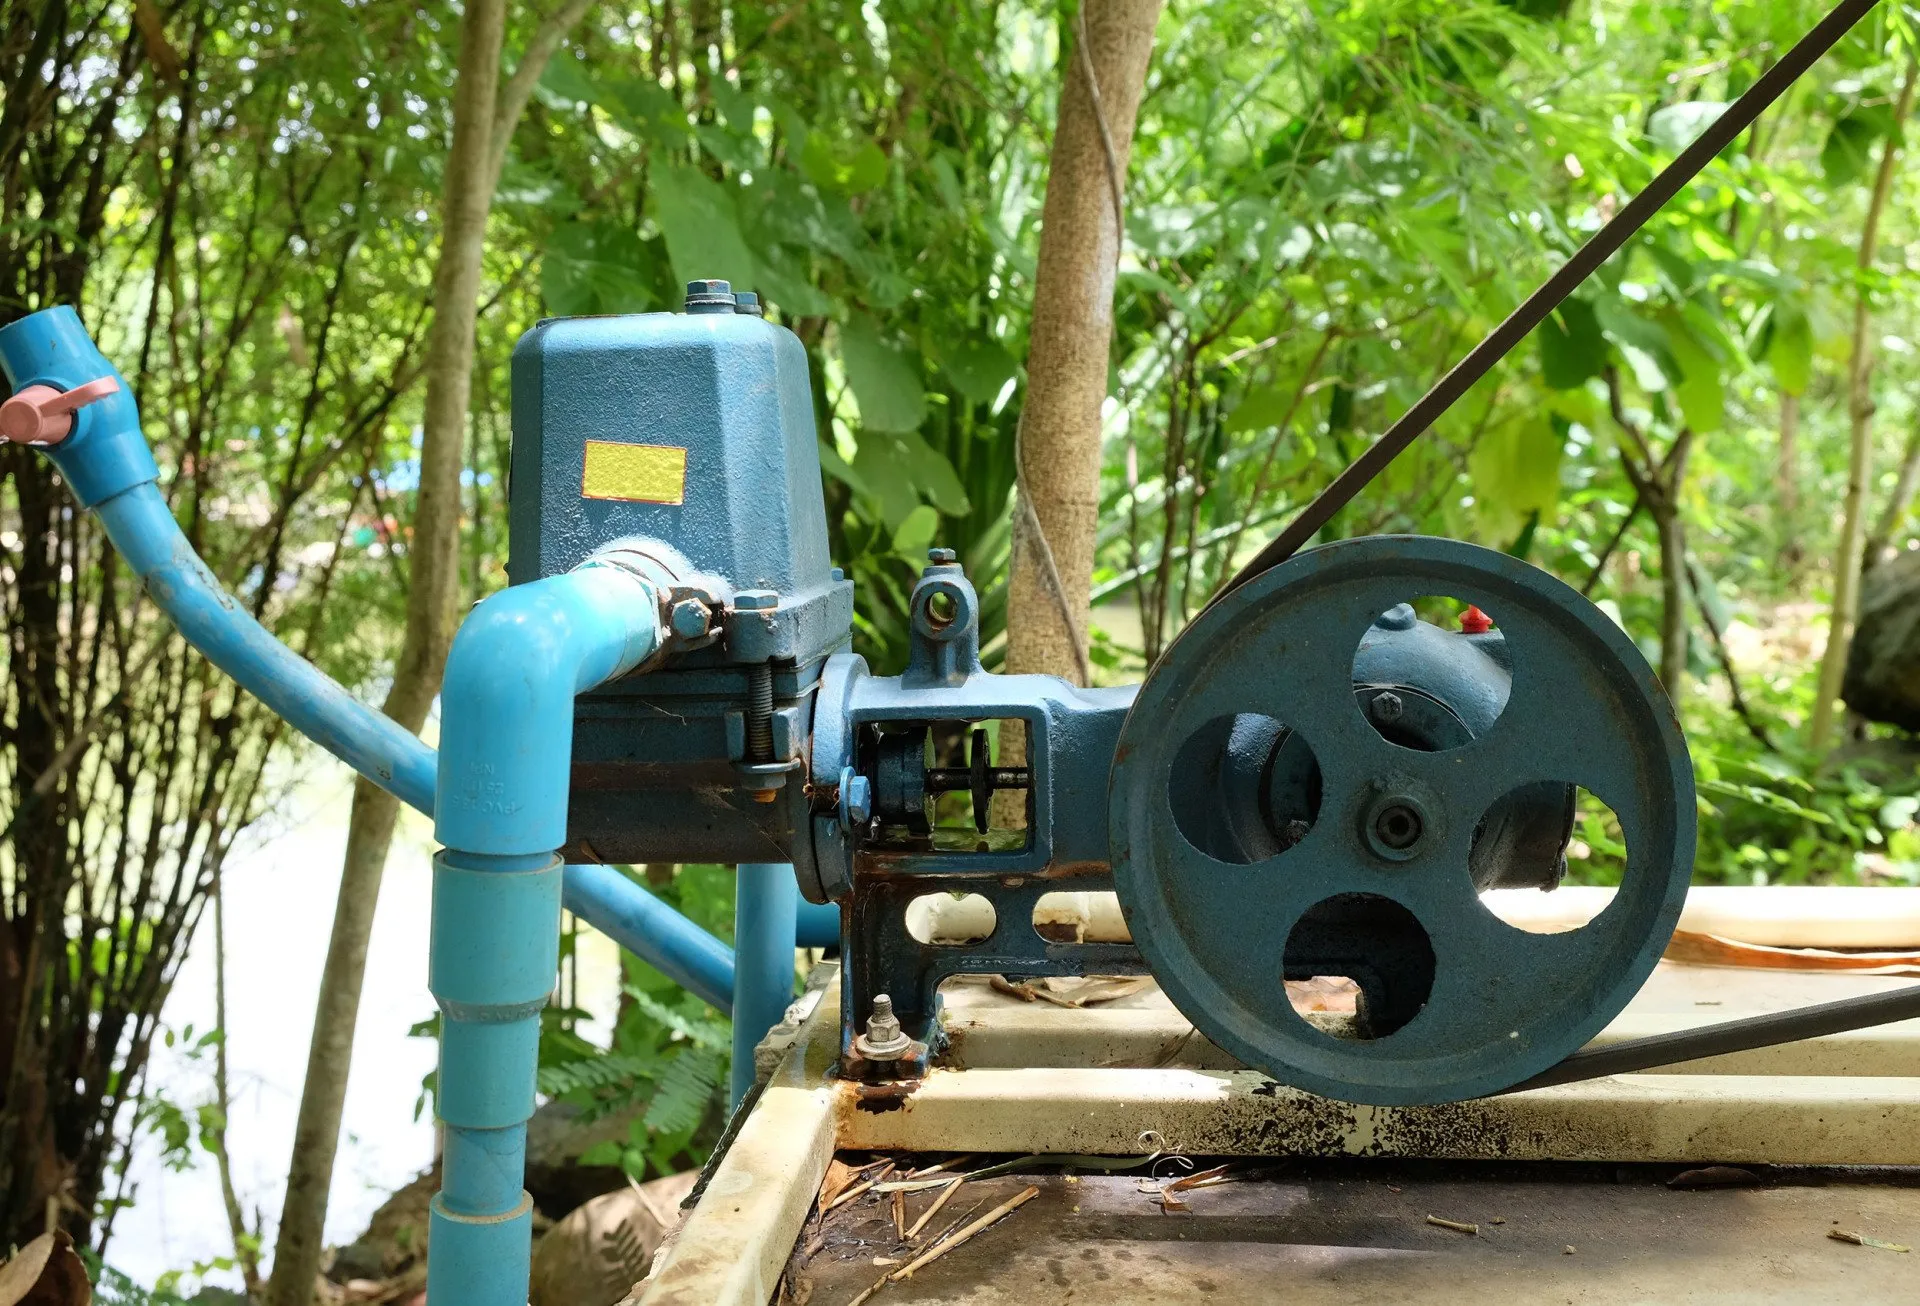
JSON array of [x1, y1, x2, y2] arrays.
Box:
[[731, 862, 798, 1104], [1108, 536, 1695, 1106], [507, 309, 848, 642], [512, 307, 854, 879], [563, 863, 735, 1012], [427, 555, 664, 1306], [806, 557, 1145, 1075]]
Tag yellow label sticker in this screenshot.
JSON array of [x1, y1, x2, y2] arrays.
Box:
[[581, 440, 687, 505]]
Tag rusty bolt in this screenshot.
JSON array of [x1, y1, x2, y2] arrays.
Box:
[[669, 598, 710, 640]]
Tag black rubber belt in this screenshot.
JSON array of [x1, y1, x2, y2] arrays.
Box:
[[1504, 983, 1920, 1093], [1216, 0, 1885, 600], [1197, 0, 1910, 1090]]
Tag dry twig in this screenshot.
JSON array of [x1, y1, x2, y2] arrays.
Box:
[[890, 1186, 1042, 1281], [906, 1176, 965, 1240]]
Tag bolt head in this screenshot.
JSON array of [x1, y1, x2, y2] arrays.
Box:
[[735, 589, 779, 612], [684, 279, 735, 313], [1370, 691, 1404, 724], [927, 547, 957, 565], [669, 598, 710, 639], [843, 772, 873, 825]]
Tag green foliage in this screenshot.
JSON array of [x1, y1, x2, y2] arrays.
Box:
[[536, 865, 741, 1182]]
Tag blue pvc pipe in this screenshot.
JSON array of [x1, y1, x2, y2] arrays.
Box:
[[797, 899, 841, 950], [97, 483, 441, 813], [564, 862, 734, 1012], [428, 557, 664, 1306], [731, 862, 798, 1105]]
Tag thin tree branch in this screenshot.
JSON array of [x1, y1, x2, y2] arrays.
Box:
[[488, 0, 599, 190]]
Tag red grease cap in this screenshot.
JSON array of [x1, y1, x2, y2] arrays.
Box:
[[1459, 604, 1493, 635]]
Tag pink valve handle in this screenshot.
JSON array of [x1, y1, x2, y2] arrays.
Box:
[[0, 375, 121, 445]]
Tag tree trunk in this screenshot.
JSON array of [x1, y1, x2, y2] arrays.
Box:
[[1777, 390, 1802, 573], [1656, 497, 1690, 704], [1864, 420, 1920, 571], [1004, 0, 1163, 684], [1811, 56, 1918, 751], [263, 2, 510, 1299]]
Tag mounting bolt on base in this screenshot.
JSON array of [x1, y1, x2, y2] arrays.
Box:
[[855, 993, 913, 1061]]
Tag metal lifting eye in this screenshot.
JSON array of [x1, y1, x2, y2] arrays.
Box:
[[925, 589, 959, 629]]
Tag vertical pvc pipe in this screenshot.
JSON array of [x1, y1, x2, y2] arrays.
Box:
[[428, 559, 663, 1306], [796, 899, 842, 950], [731, 862, 798, 1104]]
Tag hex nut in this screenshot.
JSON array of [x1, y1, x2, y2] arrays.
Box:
[[668, 598, 710, 639], [856, 993, 912, 1061], [841, 770, 873, 826]]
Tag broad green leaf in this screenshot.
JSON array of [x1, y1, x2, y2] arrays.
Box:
[[1647, 243, 1696, 297], [710, 82, 756, 133], [840, 315, 926, 433], [1469, 416, 1563, 529], [850, 439, 921, 528], [541, 222, 654, 316], [818, 440, 867, 496], [578, 1140, 624, 1167], [936, 337, 1019, 406], [891, 431, 970, 515], [1537, 299, 1606, 390], [1661, 312, 1724, 432], [751, 244, 834, 317], [1594, 297, 1676, 390], [695, 122, 761, 174], [892, 504, 939, 561], [651, 163, 758, 290], [1821, 109, 1891, 185], [603, 75, 690, 146], [538, 56, 601, 108], [800, 131, 889, 194], [1769, 300, 1814, 395], [1226, 382, 1298, 433], [1647, 101, 1728, 153]]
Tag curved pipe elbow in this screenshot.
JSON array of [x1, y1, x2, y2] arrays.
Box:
[[436, 560, 663, 855]]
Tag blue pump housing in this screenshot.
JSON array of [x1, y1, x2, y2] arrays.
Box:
[[508, 311, 852, 662]]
